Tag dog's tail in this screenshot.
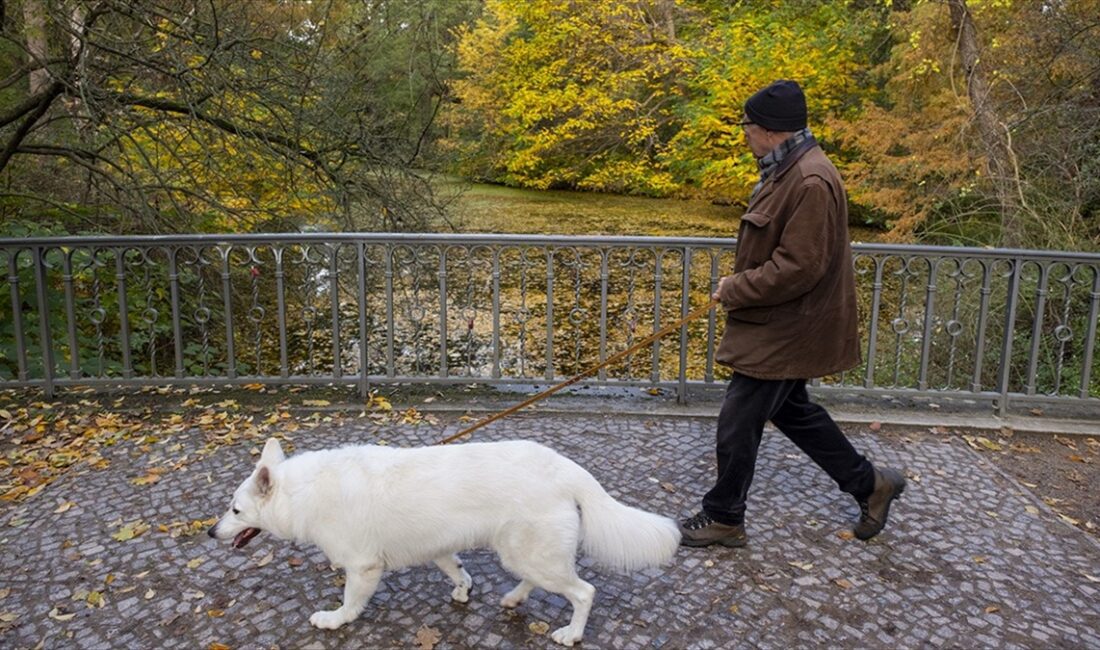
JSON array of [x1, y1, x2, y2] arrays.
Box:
[[568, 462, 680, 572]]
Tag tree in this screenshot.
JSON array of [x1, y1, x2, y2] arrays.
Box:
[[445, 0, 694, 196], [833, 0, 1100, 249], [0, 0, 477, 234]]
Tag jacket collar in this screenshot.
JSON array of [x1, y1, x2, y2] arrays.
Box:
[[745, 136, 819, 210]]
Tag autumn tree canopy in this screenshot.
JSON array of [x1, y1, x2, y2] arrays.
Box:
[[2, 0, 1097, 248]]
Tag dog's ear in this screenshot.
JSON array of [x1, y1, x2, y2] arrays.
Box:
[[260, 437, 285, 465], [256, 465, 273, 496]]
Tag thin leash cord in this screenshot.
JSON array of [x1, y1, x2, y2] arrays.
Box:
[[436, 298, 719, 445]]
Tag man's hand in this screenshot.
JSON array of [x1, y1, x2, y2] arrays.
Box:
[[712, 275, 735, 303]]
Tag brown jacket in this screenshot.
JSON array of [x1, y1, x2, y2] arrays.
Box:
[[715, 140, 861, 379]]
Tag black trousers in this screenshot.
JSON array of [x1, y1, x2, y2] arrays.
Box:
[[702, 373, 876, 526]]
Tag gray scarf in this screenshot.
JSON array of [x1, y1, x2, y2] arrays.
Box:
[[750, 127, 813, 201]]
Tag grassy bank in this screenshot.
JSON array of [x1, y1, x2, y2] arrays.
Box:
[[444, 181, 885, 242]]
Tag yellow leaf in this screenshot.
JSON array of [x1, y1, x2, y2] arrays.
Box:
[[209, 643, 232, 650], [302, 400, 330, 407], [187, 557, 206, 569], [0, 612, 17, 623], [144, 589, 155, 600], [86, 591, 103, 608], [48, 607, 76, 621], [53, 501, 75, 514], [111, 521, 149, 542], [985, 605, 1000, 614], [833, 578, 853, 589], [1025, 505, 1039, 515], [207, 609, 225, 618], [528, 621, 550, 635]]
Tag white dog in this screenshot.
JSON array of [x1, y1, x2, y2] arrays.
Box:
[[208, 437, 680, 646]]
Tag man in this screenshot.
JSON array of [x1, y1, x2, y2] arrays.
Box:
[[680, 80, 905, 548]]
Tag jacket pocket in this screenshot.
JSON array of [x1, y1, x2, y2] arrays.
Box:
[[740, 211, 772, 228], [728, 305, 773, 324]]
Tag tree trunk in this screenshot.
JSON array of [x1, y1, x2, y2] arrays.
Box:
[[22, 0, 50, 94], [947, 0, 1023, 247]]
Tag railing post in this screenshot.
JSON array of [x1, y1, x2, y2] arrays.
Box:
[[357, 241, 369, 398], [1079, 268, 1099, 399], [677, 247, 692, 404], [997, 258, 1022, 415], [116, 249, 133, 380], [34, 246, 55, 398]]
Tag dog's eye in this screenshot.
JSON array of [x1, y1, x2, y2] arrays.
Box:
[[232, 507, 240, 515]]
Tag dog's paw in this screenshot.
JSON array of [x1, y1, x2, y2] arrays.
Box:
[[551, 626, 582, 647], [451, 584, 470, 603], [309, 610, 348, 630], [499, 593, 525, 608], [451, 568, 472, 603]]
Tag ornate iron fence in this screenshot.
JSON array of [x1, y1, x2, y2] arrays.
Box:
[[1, 234, 1097, 411]]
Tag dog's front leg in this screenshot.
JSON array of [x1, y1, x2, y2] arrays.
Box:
[[309, 564, 383, 629]]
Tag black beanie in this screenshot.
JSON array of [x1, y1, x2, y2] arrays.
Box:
[[744, 80, 807, 132]]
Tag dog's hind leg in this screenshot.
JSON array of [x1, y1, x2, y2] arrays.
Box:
[[500, 579, 534, 608], [497, 513, 595, 647], [309, 564, 383, 630], [433, 554, 472, 603]]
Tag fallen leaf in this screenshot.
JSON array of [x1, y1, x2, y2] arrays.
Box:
[[415, 625, 442, 650], [144, 589, 155, 600], [86, 591, 104, 608], [111, 521, 150, 542], [1059, 514, 1082, 526], [659, 482, 676, 493], [985, 605, 1000, 614], [1028, 408, 1043, 416], [302, 400, 330, 407], [1083, 574, 1100, 583], [832, 578, 852, 589], [1054, 435, 1078, 450], [1025, 505, 1040, 515], [0, 588, 10, 599], [973, 556, 988, 564], [207, 609, 225, 618], [1068, 455, 1085, 463], [728, 604, 740, 614], [186, 557, 206, 569], [787, 561, 814, 571], [256, 551, 274, 567], [53, 501, 75, 514], [209, 644, 231, 650], [288, 557, 304, 567], [528, 621, 550, 635], [0, 612, 17, 623], [48, 607, 76, 621], [836, 530, 855, 541], [868, 421, 881, 432], [1021, 481, 1038, 488]]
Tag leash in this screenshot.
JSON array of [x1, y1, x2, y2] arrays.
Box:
[[436, 298, 719, 445]]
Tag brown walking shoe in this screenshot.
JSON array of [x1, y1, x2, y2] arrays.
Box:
[[678, 511, 748, 548], [853, 467, 906, 540]]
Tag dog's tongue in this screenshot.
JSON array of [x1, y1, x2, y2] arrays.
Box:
[[233, 527, 261, 549]]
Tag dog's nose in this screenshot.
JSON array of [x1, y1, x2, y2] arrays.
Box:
[[207, 524, 217, 538]]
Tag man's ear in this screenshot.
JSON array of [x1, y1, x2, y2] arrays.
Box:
[[256, 465, 273, 497], [260, 437, 285, 465]]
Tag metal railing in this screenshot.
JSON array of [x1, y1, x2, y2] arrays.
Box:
[[1, 233, 1097, 412]]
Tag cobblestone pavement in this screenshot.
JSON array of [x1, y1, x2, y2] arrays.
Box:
[[2, 412, 1099, 649]]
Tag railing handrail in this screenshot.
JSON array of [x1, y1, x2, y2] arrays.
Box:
[[2, 233, 1099, 264]]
